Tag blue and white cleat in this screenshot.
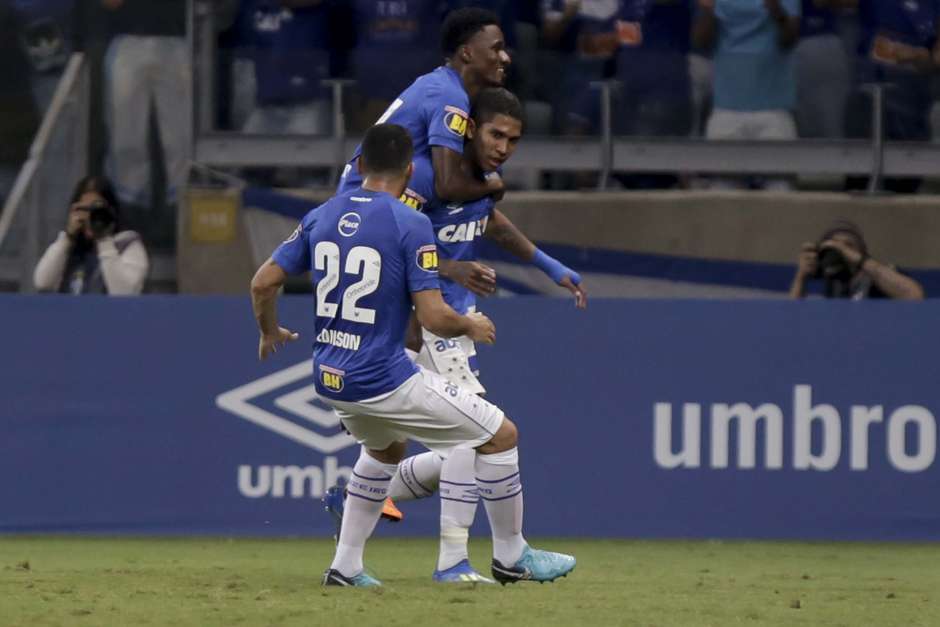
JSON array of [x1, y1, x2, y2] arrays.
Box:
[[490, 545, 576, 585], [433, 559, 496, 584], [322, 569, 382, 587]]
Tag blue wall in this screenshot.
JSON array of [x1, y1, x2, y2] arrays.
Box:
[[1, 295, 938, 540]]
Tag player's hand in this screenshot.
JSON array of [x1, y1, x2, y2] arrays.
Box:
[[485, 171, 505, 202], [560, 275, 588, 309], [796, 242, 818, 278], [258, 327, 299, 360], [449, 260, 497, 297], [465, 311, 495, 345]]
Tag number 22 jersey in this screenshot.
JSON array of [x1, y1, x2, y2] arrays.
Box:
[[272, 189, 440, 402]]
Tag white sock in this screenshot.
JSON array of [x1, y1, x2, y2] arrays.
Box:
[[438, 446, 479, 571], [387, 451, 442, 501], [330, 448, 397, 577], [476, 447, 526, 566]]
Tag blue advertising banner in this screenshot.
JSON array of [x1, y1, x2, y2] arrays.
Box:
[[1, 295, 938, 540]]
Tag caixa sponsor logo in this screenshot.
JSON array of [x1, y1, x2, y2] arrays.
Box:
[[216, 361, 356, 499], [654, 384, 937, 473]]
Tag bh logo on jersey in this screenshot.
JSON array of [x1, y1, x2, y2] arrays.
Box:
[[319, 365, 345, 392], [399, 188, 427, 211], [416, 244, 439, 272], [444, 105, 469, 137], [438, 216, 489, 243], [338, 212, 361, 237]]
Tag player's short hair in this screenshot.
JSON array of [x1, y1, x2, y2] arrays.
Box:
[[441, 7, 500, 57], [360, 124, 414, 176], [471, 87, 524, 129]]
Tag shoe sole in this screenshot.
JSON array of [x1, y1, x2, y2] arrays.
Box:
[[494, 565, 576, 586]]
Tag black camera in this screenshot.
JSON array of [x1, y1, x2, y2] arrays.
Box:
[[814, 247, 852, 281], [86, 200, 116, 233]]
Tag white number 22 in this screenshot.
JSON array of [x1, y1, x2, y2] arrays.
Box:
[[314, 242, 382, 324]]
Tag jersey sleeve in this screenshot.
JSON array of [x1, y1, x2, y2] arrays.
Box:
[[271, 220, 311, 275], [401, 212, 441, 293], [426, 83, 470, 154]]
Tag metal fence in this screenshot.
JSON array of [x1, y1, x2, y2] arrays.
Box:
[[0, 54, 90, 292]]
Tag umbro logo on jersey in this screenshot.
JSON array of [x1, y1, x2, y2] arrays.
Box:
[[338, 212, 361, 237], [283, 223, 302, 243]]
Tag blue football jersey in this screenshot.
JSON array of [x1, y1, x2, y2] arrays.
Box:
[[338, 66, 471, 209], [272, 189, 441, 401], [423, 194, 495, 315]]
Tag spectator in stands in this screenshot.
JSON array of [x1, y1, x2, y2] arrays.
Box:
[[693, 0, 801, 189], [0, 2, 41, 208], [34, 175, 149, 295], [846, 0, 937, 194], [614, 0, 692, 138], [348, 0, 443, 132], [13, 0, 73, 114], [542, 0, 621, 135], [794, 0, 851, 138], [239, 0, 334, 137], [101, 0, 189, 208], [789, 220, 923, 300], [613, 0, 693, 189]]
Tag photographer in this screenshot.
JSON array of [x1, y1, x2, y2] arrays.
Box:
[[789, 221, 924, 300], [33, 176, 149, 295]]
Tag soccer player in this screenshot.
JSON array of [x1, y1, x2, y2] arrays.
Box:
[[338, 7, 511, 208], [380, 88, 586, 584], [250, 123, 576, 587]]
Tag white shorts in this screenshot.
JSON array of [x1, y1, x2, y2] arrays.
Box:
[[329, 368, 503, 456], [415, 326, 486, 395]]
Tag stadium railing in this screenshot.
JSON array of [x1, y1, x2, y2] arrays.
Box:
[[0, 53, 90, 293]]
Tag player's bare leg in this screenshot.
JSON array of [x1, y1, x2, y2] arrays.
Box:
[[323, 441, 406, 587]]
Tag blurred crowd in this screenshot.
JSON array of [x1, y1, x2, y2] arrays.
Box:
[[2, 0, 940, 249], [3, 1, 940, 203]]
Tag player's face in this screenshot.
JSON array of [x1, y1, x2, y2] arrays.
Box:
[[471, 114, 522, 172], [465, 24, 511, 86]]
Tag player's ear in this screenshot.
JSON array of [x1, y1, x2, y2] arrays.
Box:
[[465, 118, 476, 141], [460, 44, 471, 64], [405, 161, 415, 181], [356, 158, 365, 175]]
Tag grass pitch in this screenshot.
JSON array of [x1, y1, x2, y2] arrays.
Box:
[[1, 537, 938, 627]]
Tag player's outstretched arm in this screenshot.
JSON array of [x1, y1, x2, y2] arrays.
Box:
[[413, 289, 495, 344], [432, 146, 504, 202], [486, 209, 588, 309], [250, 258, 299, 360]]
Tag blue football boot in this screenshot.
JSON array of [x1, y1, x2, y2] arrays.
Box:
[[432, 559, 495, 584], [322, 569, 382, 587], [490, 545, 576, 585]]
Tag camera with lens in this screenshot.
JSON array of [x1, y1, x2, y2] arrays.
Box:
[[85, 200, 116, 235], [813, 246, 852, 282]]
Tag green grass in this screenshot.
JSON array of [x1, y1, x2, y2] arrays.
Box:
[[0, 537, 938, 626]]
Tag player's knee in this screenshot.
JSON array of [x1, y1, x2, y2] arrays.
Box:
[[478, 416, 518, 454], [367, 440, 407, 464]]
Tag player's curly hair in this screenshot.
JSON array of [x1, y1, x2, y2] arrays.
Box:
[[441, 7, 500, 57], [360, 124, 414, 176], [471, 87, 524, 130]]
